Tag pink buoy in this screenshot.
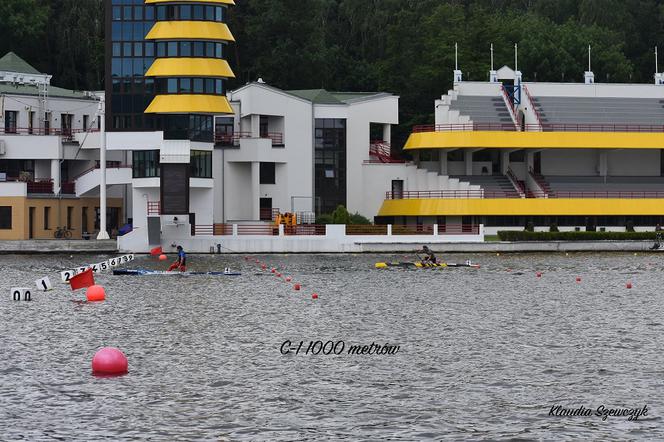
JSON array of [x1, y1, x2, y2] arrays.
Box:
[[86, 285, 106, 302], [92, 347, 128, 376], [285, 276, 292, 282], [536, 271, 542, 278], [312, 293, 319, 300], [626, 282, 633, 289], [294, 283, 301, 291], [159, 254, 167, 261], [576, 277, 581, 283]]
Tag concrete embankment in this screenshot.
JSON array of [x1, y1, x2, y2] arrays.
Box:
[[0, 240, 117, 254], [411, 240, 658, 253]]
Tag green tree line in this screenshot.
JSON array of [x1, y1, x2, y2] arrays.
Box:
[[4, 0, 664, 145]]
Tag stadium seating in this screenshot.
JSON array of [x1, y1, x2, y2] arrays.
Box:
[[450, 175, 521, 197], [450, 95, 514, 125]]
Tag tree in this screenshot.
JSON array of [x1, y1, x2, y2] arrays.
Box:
[[331, 205, 351, 224]]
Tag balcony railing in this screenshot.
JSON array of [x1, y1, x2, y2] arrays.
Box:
[[412, 123, 664, 133], [385, 189, 664, 199], [214, 131, 284, 147], [0, 127, 99, 139], [366, 140, 405, 163], [61, 182, 76, 194], [147, 201, 161, 215], [27, 179, 54, 194]]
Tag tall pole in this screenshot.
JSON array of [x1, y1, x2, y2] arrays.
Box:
[[656, 46, 659, 73], [490, 43, 494, 70], [455, 42, 458, 70], [588, 44, 591, 71], [97, 96, 110, 240], [514, 43, 518, 71]]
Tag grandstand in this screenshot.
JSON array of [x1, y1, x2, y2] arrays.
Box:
[[374, 66, 664, 232]]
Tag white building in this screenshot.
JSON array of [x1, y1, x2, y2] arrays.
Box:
[[0, 52, 126, 240]]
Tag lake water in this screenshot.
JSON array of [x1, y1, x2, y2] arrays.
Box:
[[1, 252, 663, 441]]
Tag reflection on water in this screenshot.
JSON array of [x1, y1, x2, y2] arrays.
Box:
[[1, 252, 663, 440]]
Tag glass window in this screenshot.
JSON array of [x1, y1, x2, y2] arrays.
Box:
[[215, 79, 223, 95], [193, 42, 205, 57], [193, 78, 204, 93], [215, 7, 223, 22], [167, 78, 178, 93], [122, 22, 132, 40], [123, 6, 132, 20], [145, 5, 154, 20], [157, 42, 166, 57], [133, 58, 143, 75], [134, 6, 143, 20], [145, 78, 154, 94], [180, 78, 191, 93], [0, 206, 12, 229], [260, 162, 276, 184], [180, 41, 192, 57], [168, 41, 178, 56], [112, 6, 122, 20], [190, 151, 212, 178], [215, 43, 222, 58], [132, 150, 160, 178], [112, 23, 121, 40], [145, 42, 154, 57], [112, 43, 121, 57], [134, 42, 143, 56], [181, 4, 191, 19], [193, 5, 204, 20], [205, 78, 214, 93], [122, 59, 132, 76], [205, 42, 215, 57], [156, 5, 166, 20], [206, 6, 214, 20], [123, 42, 132, 56], [133, 22, 144, 39], [166, 5, 177, 20]]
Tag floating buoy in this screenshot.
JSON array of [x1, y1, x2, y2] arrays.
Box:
[[285, 277, 292, 282], [271, 268, 276, 273], [626, 282, 633, 289], [255, 259, 259, 263], [496, 253, 500, 256], [158, 254, 167, 261], [261, 264, 267, 270], [312, 293, 319, 300], [576, 277, 581, 283], [536, 271, 542, 278], [294, 283, 301, 291], [276, 273, 281, 277], [86, 285, 106, 302], [92, 347, 128, 376], [634, 252, 638, 256], [566, 252, 570, 256]]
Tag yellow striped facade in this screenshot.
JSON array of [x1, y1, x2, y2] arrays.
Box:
[[405, 130, 664, 151], [143, 2, 235, 115]]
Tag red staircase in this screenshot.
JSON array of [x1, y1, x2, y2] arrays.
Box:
[[367, 141, 405, 163]]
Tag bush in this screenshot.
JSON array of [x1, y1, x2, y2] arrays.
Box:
[[549, 223, 559, 232], [497, 231, 659, 241], [525, 221, 535, 232], [349, 212, 371, 225], [315, 214, 333, 225], [331, 205, 351, 224], [626, 220, 635, 232]]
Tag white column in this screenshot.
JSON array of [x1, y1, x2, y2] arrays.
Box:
[[464, 150, 473, 175], [598, 150, 608, 177], [251, 161, 260, 220], [382, 124, 391, 144], [50, 159, 60, 195], [97, 98, 110, 240], [439, 149, 448, 175], [250, 114, 260, 138]]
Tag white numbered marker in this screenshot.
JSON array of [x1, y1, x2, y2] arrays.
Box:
[[78, 266, 90, 273], [127, 254, 135, 261], [99, 261, 109, 271], [11, 287, 31, 301], [109, 257, 119, 267], [91, 263, 100, 273], [61, 270, 75, 283], [36, 276, 53, 292]]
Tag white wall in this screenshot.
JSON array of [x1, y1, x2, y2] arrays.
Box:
[[541, 150, 598, 175], [524, 82, 664, 99], [607, 149, 660, 176], [224, 162, 253, 221]]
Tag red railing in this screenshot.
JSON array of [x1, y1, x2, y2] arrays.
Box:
[[260, 207, 279, 221], [284, 225, 326, 236], [61, 182, 76, 194], [214, 131, 284, 146], [523, 85, 543, 128], [392, 224, 434, 235], [527, 167, 549, 197], [386, 190, 519, 199], [505, 167, 525, 195], [237, 224, 278, 236], [26, 180, 54, 194], [346, 225, 388, 235], [385, 189, 664, 200], [0, 127, 99, 138], [367, 140, 405, 163], [500, 85, 519, 129], [194, 224, 233, 236], [439, 224, 480, 235], [147, 201, 161, 215], [412, 122, 664, 133]]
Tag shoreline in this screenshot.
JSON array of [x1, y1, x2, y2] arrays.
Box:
[[0, 239, 659, 254]]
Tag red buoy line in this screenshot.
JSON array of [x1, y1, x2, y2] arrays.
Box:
[[252, 257, 319, 300]]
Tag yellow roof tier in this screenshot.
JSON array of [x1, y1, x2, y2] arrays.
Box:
[[145, 0, 234, 5], [144, 94, 233, 114], [378, 198, 664, 217], [145, 21, 235, 42], [404, 130, 664, 150], [145, 58, 235, 78]]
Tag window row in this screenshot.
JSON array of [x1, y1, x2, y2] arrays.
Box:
[[156, 4, 225, 22], [3, 111, 97, 134], [111, 21, 153, 43], [155, 77, 225, 95], [112, 41, 224, 59], [132, 150, 212, 178], [111, 57, 153, 78], [112, 5, 155, 22]]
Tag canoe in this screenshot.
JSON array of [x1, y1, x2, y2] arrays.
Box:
[[113, 269, 241, 276], [375, 261, 479, 269]]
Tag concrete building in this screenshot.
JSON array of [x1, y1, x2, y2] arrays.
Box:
[[0, 52, 124, 240]]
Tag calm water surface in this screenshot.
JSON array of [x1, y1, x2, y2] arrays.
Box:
[[1, 252, 663, 441]]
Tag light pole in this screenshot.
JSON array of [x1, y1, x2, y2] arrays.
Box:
[[97, 96, 110, 240]]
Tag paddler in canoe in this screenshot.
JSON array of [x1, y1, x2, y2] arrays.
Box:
[[168, 245, 187, 272], [419, 245, 437, 264]]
